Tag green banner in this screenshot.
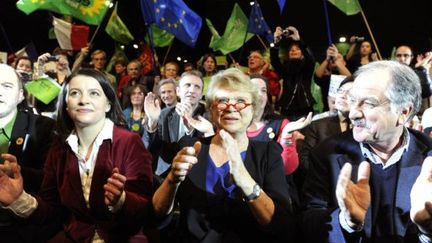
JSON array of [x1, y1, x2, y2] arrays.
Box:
[[16, 0, 110, 25], [25, 77, 61, 104]]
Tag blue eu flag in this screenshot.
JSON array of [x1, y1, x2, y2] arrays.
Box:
[[247, 1, 273, 44], [140, 0, 202, 47]]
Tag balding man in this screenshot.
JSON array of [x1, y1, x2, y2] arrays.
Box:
[[0, 64, 56, 242]]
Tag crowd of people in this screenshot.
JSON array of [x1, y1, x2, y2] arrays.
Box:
[[0, 26, 432, 243]]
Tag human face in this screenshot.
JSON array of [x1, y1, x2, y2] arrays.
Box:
[[360, 42, 372, 56], [250, 78, 267, 111], [184, 65, 193, 73], [130, 87, 145, 106], [177, 75, 203, 107], [164, 64, 178, 79], [348, 71, 400, 147], [114, 63, 126, 75], [92, 53, 106, 71], [16, 59, 32, 73], [395, 46, 413, 65], [159, 83, 177, 106], [66, 75, 110, 129], [212, 89, 253, 135], [335, 82, 353, 114], [288, 44, 303, 59], [203, 57, 216, 73], [127, 62, 141, 79], [248, 52, 264, 71], [0, 66, 24, 118]]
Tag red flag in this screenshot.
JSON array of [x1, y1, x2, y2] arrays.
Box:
[[52, 16, 89, 51]]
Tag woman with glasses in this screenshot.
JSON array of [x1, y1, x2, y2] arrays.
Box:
[[152, 68, 296, 242]]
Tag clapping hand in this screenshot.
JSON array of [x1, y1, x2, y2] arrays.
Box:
[[336, 161, 371, 229], [175, 102, 193, 118], [415, 52, 432, 69], [220, 130, 253, 188], [144, 92, 161, 123], [104, 167, 126, 207], [281, 112, 312, 140], [0, 154, 24, 206], [183, 114, 214, 137], [169, 142, 201, 183], [411, 157, 432, 234]]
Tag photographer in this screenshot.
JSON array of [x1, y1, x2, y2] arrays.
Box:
[[34, 48, 71, 118], [394, 45, 432, 115], [270, 26, 315, 121], [345, 35, 378, 73], [314, 44, 351, 112]]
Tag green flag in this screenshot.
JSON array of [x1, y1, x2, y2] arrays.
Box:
[[328, 0, 361, 16], [105, 2, 134, 44], [389, 46, 396, 60], [205, 18, 222, 50], [145, 24, 175, 47], [311, 62, 323, 113], [209, 3, 254, 55], [106, 44, 128, 73], [16, 0, 109, 25], [25, 76, 61, 104]]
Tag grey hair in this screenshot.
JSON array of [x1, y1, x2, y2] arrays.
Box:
[[179, 70, 204, 91], [157, 78, 177, 94], [354, 60, 421, 122]]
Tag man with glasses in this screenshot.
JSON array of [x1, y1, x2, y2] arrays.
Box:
[[246, 50, 280, 109], [302, 61, 432, 242], [394, 45, 432, 115], [298, 76, 354, 189]]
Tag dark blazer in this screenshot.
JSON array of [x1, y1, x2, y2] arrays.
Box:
[[29, 126, 153, 243], [299, 114, 342, 171], [0, 110, 55, 243], [301, 129, 432, 242], [172, 136, 295, 243], [147, 103, 206, 171]]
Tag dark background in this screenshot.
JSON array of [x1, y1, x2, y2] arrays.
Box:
[[1, 0, 432, 67]]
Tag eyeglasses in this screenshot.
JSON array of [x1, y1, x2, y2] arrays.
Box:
[[213, 101, 251, 112], [248, 55, 263, 60], [348, 96, 389, 111], [336, 88, 350, 94], [396, 53, 412, 58]]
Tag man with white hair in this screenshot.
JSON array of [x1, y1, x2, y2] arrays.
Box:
[[302, 61, 432, 242]]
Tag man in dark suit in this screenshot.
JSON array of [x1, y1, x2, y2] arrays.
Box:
[[0, 64, 56, 242], [299, 76, 354, 179], [302, 61, 432, 242], [144, 70, 206, 177]]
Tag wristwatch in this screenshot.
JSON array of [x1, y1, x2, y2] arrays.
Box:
[[244, 184, 262, 202]]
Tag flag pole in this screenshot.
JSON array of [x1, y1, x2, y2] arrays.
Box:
[[228, 53, 237, 66], [321, 0, 333, 45], [256, 35, 268, 50], [162, 42, 173, 67], [0, 23, 14, 53], [72, 0, 114, 74], [357, 3, 382, 60]]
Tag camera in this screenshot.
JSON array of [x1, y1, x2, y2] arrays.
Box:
[[355, 36, 365, 42], [47, 56, 59, 62], [282, 29, 291, 37]]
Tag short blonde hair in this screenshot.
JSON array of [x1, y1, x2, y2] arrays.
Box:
[[206, 68, 260, 121]]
